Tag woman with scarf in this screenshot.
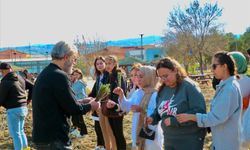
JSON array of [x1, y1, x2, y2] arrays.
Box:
[[109, 65, 163, 150]]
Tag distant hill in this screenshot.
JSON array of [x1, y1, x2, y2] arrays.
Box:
[[106, 35, 163, 47], [0, 44, 54, 56], [0, 35, 163, 55]]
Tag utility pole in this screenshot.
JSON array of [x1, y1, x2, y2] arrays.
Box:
[[29, 42, 31, 56], [139, 33, 144, 60]]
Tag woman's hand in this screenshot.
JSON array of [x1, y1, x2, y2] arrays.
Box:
[[113, 87, 124, 102], [164, 118, 171, 126], [131, 105, 142, 112], [145, 117, 153, 125], [176, 114, 197, 123]]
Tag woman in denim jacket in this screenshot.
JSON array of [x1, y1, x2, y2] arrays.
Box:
[[177, 51, 242, 150]]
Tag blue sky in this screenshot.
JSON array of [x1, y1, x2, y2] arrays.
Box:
[[0, 0, 249, 47]]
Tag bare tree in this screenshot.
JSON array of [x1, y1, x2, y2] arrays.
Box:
[[166, 0, 223, 74], [163, 31, 195, 72], [73, 35, 107, 76], [74, 35, 107, 55]]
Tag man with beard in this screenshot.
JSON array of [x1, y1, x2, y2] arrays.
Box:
[[32, 41, 99, 150]]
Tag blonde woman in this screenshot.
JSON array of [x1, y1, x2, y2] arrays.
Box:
[[100, 55, 127, 150], [69, 68, 88, 138], [127, 63, 142, 98]]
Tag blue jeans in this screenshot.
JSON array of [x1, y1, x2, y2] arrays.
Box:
[[7, 106, 28, 150]]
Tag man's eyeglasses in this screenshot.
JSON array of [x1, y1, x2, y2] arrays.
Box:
[[211, 64, 221, 70]]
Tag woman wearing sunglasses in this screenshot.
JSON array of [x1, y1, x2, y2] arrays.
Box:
[[177, 51, 242, 150]]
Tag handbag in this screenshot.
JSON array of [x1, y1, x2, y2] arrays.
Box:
[[139, 126, 155, 140]]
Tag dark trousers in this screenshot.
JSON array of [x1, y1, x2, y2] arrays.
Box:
[[94, 120, 105, 146], [108, 117, 126, 150], [71, 115, 87, 135], [35, 140, 72, 150]]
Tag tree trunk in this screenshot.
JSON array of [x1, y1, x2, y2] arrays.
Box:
[[185, 64, 189, 75], [199, 51, 204, 75], [183, 52, 189, 74]]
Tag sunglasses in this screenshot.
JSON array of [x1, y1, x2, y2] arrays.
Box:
[[211, 64, 221, 70]]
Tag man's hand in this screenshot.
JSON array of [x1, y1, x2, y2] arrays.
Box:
[[89, 100, 99, 111], [79, 97, 94, 104]]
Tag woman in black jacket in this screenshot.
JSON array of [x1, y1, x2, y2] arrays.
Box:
[[102, 55, 127, 150], [89, 56, 107, 150]]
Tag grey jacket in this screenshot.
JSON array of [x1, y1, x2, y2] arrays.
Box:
[[196, 76, 242, 150]]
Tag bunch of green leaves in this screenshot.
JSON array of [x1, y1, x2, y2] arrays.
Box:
[[117, 72, 122, 87], [95, 84, 110, 102]]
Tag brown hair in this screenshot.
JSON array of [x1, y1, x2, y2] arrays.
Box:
[[72, 68, 83, 80], [94, 56, 106, 76], [156, 57, 187, 91]]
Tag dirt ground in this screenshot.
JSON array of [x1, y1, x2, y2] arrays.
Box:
[[0, 83, 214, 150]]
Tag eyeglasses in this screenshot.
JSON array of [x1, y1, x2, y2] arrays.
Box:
[[158, 74, 168, 81], [211, 64, 221, 70]]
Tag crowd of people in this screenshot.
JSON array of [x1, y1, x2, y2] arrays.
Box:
[[1, 40, 250, 150]]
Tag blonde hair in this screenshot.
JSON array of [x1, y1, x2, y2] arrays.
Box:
[[105, 55, 119, 69], [131, 63, 142, 72]]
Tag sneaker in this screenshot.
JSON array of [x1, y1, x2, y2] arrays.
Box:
[[23, 147, 30, 150], [69, 127, 76, 133], [94, 146, 105, 150], [77, 134, 86, 138], [69, 128, 82, 138]]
